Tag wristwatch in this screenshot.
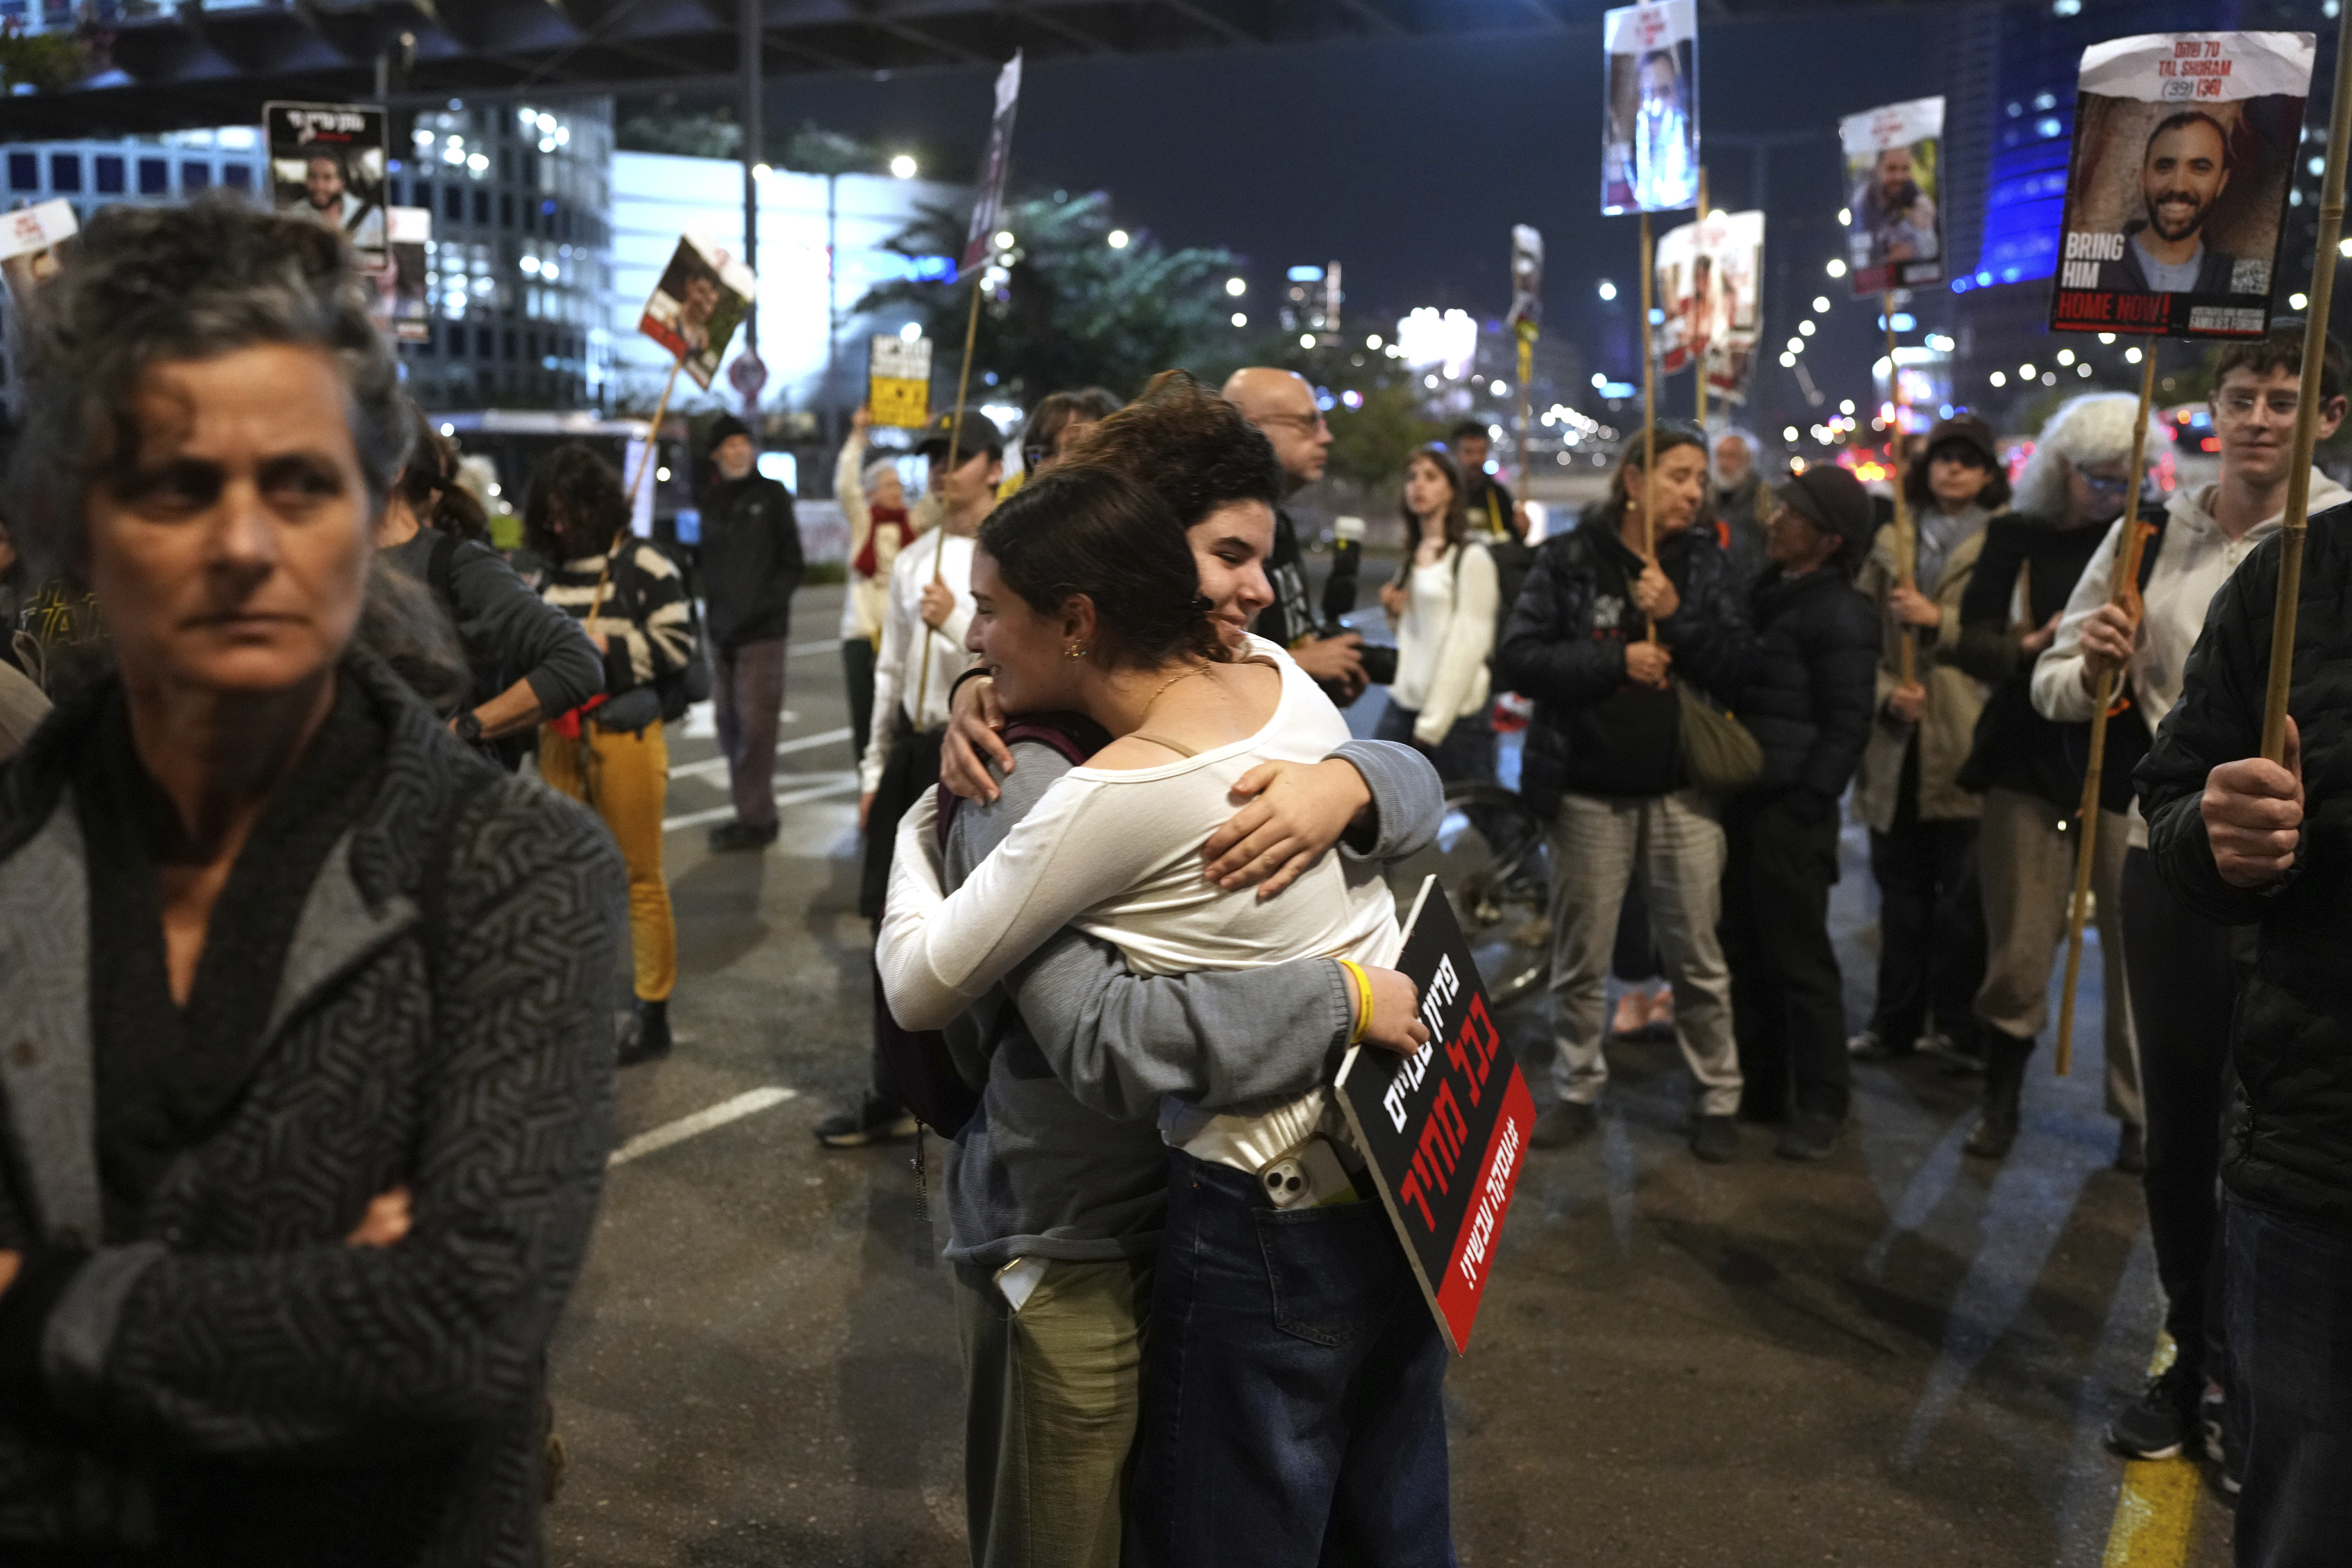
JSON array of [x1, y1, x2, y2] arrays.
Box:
[[453, 710, 485, 743]]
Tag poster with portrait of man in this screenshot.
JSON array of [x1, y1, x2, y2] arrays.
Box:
[[1842, 97, 1944, 297], [1602, 0, 1699, 216], [638, 233, 756, 390], [1655, 209, 1763, 396], [381, 207, 431, 344], [2049, 32, 2313, 338], [264, 102, 388, 267], [0, 198, 78, 308]]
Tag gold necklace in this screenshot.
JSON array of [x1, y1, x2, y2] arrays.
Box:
[[1144, 661, 1213, 709]]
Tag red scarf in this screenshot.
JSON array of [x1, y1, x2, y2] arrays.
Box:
[[854, 505, 911, 580]]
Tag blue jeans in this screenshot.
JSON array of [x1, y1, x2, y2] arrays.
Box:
[[1127, 1152, 1456, 1568], [2228, 1199, 2352, 1568]]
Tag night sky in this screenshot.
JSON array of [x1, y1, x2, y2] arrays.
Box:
[[760, 6, 1940, 341]]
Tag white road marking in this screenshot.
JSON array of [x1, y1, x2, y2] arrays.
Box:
[[662, 772, 860, 832], [668, 726, 855, 781], [790, 638, 842, 658], [608, 1086, 799, 1167]]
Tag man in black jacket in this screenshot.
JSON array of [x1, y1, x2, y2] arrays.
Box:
[[2138, 499, 2352, 1565], [699, 414, 804, 852], [1719, 467, 1878, 1159]]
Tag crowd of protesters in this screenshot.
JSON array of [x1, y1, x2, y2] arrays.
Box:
[[5, 191, 2352, 1568]]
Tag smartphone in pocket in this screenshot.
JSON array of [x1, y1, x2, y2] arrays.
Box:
[[1258, 1137, 1360, 1210]]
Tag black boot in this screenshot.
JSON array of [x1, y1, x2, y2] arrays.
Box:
[[617, 998, 672, 1067], [1965, 1030, 2033, 1159]]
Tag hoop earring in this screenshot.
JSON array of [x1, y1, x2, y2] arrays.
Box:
[[1065, 642, 1088, 659]]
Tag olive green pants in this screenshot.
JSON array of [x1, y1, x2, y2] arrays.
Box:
[[953, 1256, 1152, 1568]]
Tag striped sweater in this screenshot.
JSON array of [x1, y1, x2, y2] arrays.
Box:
[[540, 544, 695, 695]]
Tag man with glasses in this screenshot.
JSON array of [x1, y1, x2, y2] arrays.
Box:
[[1222, 368, 1369, 702], [2035, 329, 2350, 1478]]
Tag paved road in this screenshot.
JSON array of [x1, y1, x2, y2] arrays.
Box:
[[545, 581, 2233, 1567]]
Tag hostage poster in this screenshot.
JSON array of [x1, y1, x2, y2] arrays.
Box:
[[1602, 1, 1699, 216], [961, 53, 1025, 273], [1656, 209, 1763, 398], [1842, 96, 1945, 296], [638, 234, 756, 390], [2049, 31, 2313, 338], [265, 101, 387, 267]]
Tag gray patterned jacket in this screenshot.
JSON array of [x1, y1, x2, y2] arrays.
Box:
[[0, 652, 624, 1562]]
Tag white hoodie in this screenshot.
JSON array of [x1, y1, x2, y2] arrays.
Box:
[[2031, 468, 2352, 846]]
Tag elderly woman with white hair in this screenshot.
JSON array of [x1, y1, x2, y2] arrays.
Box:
[[1947, 392, 2161, 1164]]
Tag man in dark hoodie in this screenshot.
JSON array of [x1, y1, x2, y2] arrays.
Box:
[[1497, 424, 1751, 1162], [699, 414, 803, 852], [1718, 466, 1879, 1160]]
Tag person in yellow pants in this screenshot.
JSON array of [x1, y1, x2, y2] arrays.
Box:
[[538, 718, 676, 1011], [528, 443, 697, 1064]]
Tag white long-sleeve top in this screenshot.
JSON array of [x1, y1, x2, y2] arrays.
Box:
[[1389, 541, 1497, 744], [858, 527, 976, 793], [2030, 470, 2351, 847], [879, 637, 1401, 1172]]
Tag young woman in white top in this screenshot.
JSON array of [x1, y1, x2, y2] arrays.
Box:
[[879, 464, 1458, 1567], [1376, 445, 1499, 782]]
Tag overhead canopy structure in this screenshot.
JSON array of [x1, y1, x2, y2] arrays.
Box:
[[0, 0, 1900, 138]]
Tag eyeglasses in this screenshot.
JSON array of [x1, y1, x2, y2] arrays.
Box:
[[2216, 391, 2304, 421], [2080, 473, 2133, 495], [1257, 410, 1328, 434]]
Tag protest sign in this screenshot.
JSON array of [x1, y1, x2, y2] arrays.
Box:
[[0, 199, 76, 304], [1507, 224, 1544, 332], [1335, 878, 1536, 1356], [1842, 96, 1946, 296], [1602, 1, 1700, 216], [869, 334, 934, 428], [1655, 209, 1762, 396], [383, 207, 430, 343], [961, 53, 1025, 272], [638, 234, 756, 390], [265, 101, 388, 267], [2049, 31, 2313, 338]]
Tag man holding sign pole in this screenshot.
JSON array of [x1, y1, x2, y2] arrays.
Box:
[[2041, 331, 2346, 1467]]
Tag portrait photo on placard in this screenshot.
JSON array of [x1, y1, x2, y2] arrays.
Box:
[[2050, 31, 2313, 337], [1602, 0, 1700, 216], [638, 234, 755, 390], [1843, 97, 1945, 296], [265, 102, 388, 265]]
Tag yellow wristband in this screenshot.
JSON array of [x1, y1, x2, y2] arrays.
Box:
[[1339, 959, 1374, 1045]]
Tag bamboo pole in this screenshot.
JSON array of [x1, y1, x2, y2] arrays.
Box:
[[1516, 322, 1535, 528], [911, 277, 988, 726], [1884, 292, 1916, 684], [2054, 345, 2161, 1077], [2262, 18, 2352, 762], [1638, 208, 1660, 647]]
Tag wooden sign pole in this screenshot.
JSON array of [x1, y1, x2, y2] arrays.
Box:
[[2261, 18, 2352, 763], [1694, 167, 1709, 432], [2054, 345, 2160, 1077], [1638, 208, 1660, 643], [911, 276, 989, 725], [1884, 292, 1917, 684], [626, 356, 685, 516]]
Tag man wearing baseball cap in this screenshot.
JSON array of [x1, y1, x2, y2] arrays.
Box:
[[1719, 464, 1880, 1159]]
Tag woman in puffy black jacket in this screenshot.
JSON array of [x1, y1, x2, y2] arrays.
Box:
[[1496, 424, 1750, 1162], [1716, 467, 1879, 1161]]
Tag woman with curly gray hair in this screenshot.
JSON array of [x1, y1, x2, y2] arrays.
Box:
[[0, 196, 623, 1562]]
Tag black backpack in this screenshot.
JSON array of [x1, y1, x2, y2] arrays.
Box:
[[876, 716, 1101, 1137]]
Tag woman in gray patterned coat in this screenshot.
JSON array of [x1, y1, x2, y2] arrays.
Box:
[[0, 197, 624, 1562]]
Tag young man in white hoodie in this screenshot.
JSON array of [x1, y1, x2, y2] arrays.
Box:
[[2033, 327, 2349, 1473]]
